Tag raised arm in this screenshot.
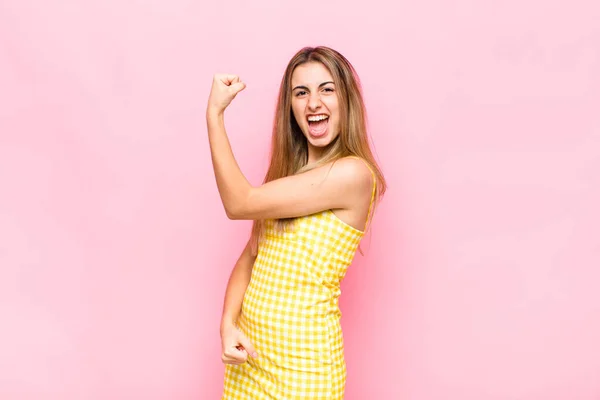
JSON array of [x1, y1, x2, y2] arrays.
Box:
[[206, 74, 372, 221]]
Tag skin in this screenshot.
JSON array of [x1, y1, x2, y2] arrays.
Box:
[[219, 240, 258, 364], [290, 62, 340, 163], [207, 66, 373, 365]]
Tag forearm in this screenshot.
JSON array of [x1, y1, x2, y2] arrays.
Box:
[[220, 242, 255, 333], [220, 264, 252, 332], [206, 109, 252, 218]]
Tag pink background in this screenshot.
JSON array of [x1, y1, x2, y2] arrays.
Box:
[[1, 0, 599, 399]]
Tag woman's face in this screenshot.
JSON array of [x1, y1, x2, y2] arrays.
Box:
[[290, 62, 340, 154]]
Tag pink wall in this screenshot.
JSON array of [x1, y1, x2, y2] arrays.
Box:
[[1, 0, 599, 399]]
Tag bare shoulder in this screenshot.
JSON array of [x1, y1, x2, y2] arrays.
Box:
[[328, 156, 374, 193], [327, 157, 374, 230]]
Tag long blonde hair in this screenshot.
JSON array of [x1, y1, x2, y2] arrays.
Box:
[[250, 46, 386, 254]]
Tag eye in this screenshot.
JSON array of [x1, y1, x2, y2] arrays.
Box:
[[322, 87, 335, 93], [295, 90, 308, 97]]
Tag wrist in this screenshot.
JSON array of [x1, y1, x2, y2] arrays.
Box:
[[206, 105, 225, 119], [220, 317, 236, 334]]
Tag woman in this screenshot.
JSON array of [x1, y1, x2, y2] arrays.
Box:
[[206, 46, 386, 399]]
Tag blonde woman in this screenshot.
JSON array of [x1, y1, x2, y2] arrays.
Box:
[[206, 46, 386, 399]]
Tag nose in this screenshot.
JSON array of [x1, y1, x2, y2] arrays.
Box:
[[307, 92, 322, 112]]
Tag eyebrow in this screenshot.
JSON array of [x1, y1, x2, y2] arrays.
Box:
[[292, 81, 335, 91]]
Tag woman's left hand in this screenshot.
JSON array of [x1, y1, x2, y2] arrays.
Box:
[[207, 74, 246, 115]]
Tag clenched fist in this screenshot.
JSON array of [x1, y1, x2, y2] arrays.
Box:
[[220, 323, 258, 365], [207, 74, 246, 115]]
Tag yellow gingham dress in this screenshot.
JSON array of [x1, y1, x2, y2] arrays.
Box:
[[222, 160, 376, 399]]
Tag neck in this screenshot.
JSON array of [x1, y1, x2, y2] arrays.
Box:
[[307, 139, 339, 164], [307, 145, 326, 164]]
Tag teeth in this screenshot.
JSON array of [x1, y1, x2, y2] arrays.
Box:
[[307, 115, 328, 122]]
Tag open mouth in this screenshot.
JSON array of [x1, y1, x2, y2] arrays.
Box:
[[307, 114, 329, 137]]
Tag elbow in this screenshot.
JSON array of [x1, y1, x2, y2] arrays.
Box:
[[225, 206, 238, 220], [225, 209, 240, 220], [224, 188, 254, 220], [225, 204, 245, 220]]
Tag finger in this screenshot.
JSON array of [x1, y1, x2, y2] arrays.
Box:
[[224, 351, 246, 365], [222, 354, 245, 365], [230, 81, 246, 94], [222, 355, 246, 365], [218, 74, 239, 86], [237, 334, 258, 358], [224, 346, 248, 363]]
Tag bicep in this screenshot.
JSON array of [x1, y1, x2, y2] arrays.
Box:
[[230, 158, 373, 220]]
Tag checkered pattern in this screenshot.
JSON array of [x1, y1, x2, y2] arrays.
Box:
[[223, 161, 376, 399]]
